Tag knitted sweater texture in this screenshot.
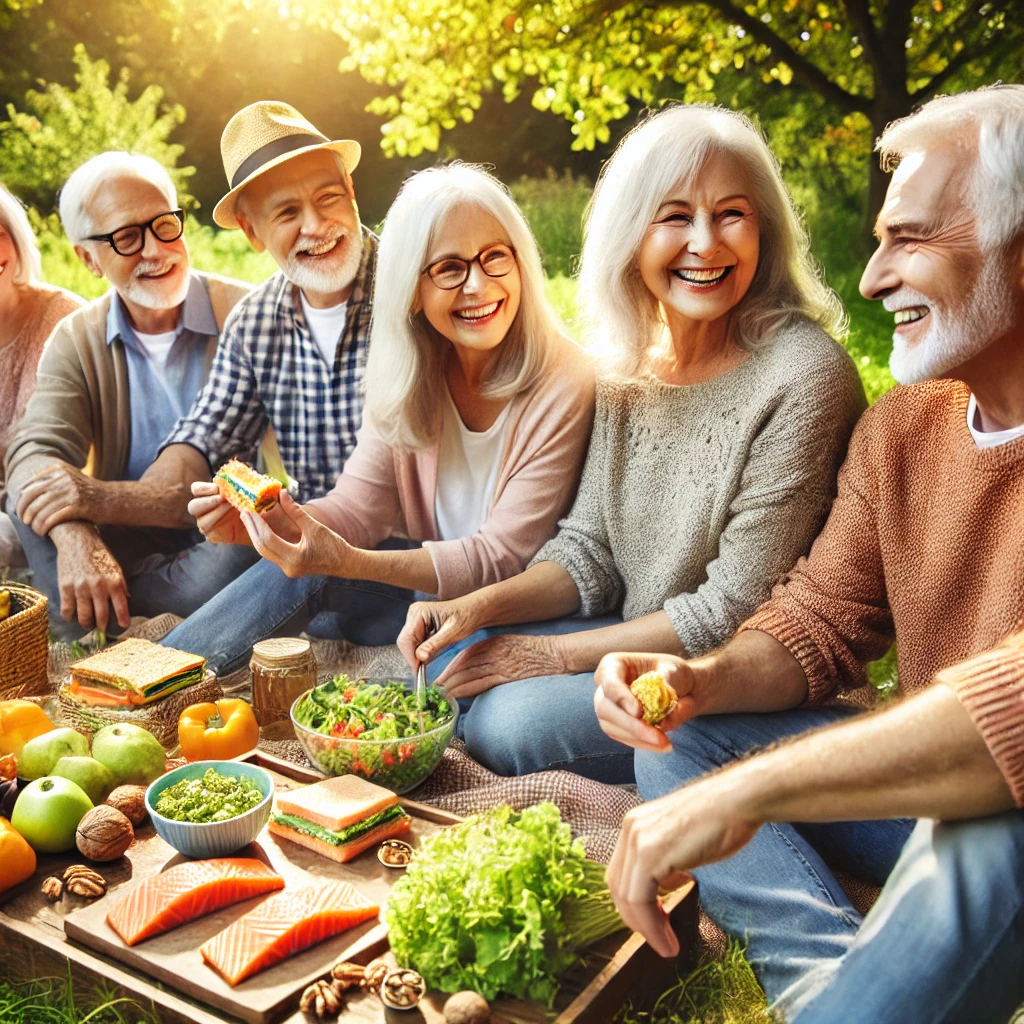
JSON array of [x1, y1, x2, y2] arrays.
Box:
[[742, 378, 1024, 803], [532, 317, 866, 656]]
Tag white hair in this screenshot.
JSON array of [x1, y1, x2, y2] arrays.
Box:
[[0, 183, 43, 286], [877, 85, 1024, 251], [59, 152, 177, 244], [577, 104, 845, 375], [364, 162, 574, 449]]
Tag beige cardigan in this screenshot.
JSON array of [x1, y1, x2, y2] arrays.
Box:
[[3, 272, 249, 505]]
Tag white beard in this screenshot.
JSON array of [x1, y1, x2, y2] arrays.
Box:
[[122, 259, 190, 311], [887, 251, 1016, 385], [284, 230, 362, 296]]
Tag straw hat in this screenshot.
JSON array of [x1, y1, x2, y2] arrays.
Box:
[[212, 101, 361, 229]]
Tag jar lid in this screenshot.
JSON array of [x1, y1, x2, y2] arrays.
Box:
[[251, 637, 313, 666]]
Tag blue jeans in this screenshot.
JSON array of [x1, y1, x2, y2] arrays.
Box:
[[11, 512, 259, 641], [636, 710, 1024, 1022], [426, 616, 636, 784], [161, 552, 415, 675]]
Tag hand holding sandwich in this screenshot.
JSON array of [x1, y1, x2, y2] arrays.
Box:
[[189, 481, 298, 547]]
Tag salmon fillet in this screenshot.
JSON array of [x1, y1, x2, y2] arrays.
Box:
[[106, 858, 285, 947], [199, 880, 380, 986]]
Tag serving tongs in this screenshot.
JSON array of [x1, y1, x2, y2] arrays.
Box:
[[415, 660, 427, 735]]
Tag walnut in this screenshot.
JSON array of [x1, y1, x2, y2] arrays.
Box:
[[329, 961, 365, 991], [360, 958, 388, 990], [41, 876, 64, 901], [76, 805, 134, 862], [63, 864, 107, 898], [299, 979, 346, 1018], [380, 969, 425, 1010], [444, 991, 492, 1024], [104, 785, 148, 827]]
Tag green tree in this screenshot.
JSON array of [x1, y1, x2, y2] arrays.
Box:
[[318, 0, 1023, 234], [0, 43, 194, 215]]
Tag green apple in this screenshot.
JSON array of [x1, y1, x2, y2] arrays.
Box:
[[11, 776, 94, 853], [91, 724, 166, 786], [51, 756, 116, 805], [18, 728, 90, 781]]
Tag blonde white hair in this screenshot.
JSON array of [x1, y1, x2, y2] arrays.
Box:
[[59, 152, 177, 245], [877, 85, 1024, 251], [364, 162, 573, 448], [577, 104, 845, 375], [0, 184, 43, 286]]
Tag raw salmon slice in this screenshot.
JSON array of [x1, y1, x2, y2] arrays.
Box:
[[107, 858, 285, 946], [199, 880, 380, 986]]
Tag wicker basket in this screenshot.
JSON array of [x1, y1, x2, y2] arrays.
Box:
[[0, 582, 50, 700]]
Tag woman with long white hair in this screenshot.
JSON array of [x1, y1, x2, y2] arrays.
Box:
[[399, 104, 866, 781], [0, 183, 83, 566], [165, 161, 594, 674]]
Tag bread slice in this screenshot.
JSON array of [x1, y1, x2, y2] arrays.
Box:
[[268, 812, 412, 864], [274, 775, 399, 832]]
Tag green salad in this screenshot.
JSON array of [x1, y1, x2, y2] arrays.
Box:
[[155, 768, 265, 823]]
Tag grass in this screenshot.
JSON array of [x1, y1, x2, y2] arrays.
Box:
[[0, 968, 159, 1024]]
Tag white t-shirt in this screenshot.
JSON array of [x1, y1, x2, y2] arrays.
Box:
[[300, 292, 349, 365], [133, 329, 178, 369], [434, 389, 513, 541], [967, 393, 1024, 449]]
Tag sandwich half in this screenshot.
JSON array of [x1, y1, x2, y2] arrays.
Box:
[[269, 774, 412, 863], [215, 459, 282, 513], [69, 638, 207, 708]]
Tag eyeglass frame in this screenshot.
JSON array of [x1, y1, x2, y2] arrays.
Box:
[[421, 242, 518, 290], [85, 209, 186, 257]]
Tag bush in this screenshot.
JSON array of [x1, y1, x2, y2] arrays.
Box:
[[511, 170, 591, 278]]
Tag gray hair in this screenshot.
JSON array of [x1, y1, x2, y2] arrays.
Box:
[[0, 183, 42, 286], [364, 162, 574, 449], [877, 85, 1024, 251], [577, 104, 845, 376], [59, 152, 177, 244]]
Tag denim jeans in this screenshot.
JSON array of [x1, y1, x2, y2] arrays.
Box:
[[635, 709, 1024, 1022], [161, 551, 415, 675], [11, 512, 260, 641], [426, 616, 636, 784]]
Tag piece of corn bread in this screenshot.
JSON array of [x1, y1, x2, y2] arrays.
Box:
[[630, 671, 677, 725], [215, 459, 282, 513]]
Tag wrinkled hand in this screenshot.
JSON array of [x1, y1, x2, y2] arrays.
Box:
[[240, 491, 354, 578], [16, 463, 102, 536], [437, 633, 566, 699], [190, 482, 302, 546], [53, 526, 130, 634], [397, 598, 485, 671], [593, 653, 698, 753]]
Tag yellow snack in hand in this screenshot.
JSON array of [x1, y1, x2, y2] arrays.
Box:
[[630, 671, 677, 725]]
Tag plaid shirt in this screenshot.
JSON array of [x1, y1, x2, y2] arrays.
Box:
[[163, 230, 377, 500]]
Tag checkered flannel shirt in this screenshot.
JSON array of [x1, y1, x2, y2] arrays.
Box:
[[162, 230, 377, 500]]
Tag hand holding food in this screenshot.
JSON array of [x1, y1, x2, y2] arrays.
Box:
[[214, 459, 282, 513], [189, 480, 251, 546], [629, 671, 678, 725], [178, 698, 259, 762], [397, 597, 484, 670]]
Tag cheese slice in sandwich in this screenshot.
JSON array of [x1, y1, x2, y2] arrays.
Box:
[[69, 638, 207, 708], [269, 775, 412, 864]]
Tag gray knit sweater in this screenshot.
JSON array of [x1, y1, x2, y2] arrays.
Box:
[[530, 317, 866, 656]]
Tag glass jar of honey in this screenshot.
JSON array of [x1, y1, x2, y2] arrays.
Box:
[[250, 637, 318, 738]]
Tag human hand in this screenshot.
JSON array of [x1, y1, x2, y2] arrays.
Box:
[[607, 778, 760, 958], [52, 524, 131, 634], [16, 463, 103, 536], [188, 481, 250, 546], [397, 597, 486, 671], [240, 491, 354, 578], [593, 653, 698, 753], [437, 633, 566, 699]]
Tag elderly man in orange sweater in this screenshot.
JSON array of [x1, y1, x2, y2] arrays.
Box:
[[593, 84, 1024, 1024]]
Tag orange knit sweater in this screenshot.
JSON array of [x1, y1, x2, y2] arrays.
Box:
[[742, 378, 1024, 804]]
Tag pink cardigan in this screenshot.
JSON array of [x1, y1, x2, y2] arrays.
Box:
[[308, 344, 596, 599]]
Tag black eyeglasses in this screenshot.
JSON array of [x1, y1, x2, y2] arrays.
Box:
[[86, 209, 185, 257], [422, 243, 517, 290]]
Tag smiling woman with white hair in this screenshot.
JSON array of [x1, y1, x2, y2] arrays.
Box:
[[0, 183, 83, 566], [163, 161, 595, 675], [399, 104, 867, 782]]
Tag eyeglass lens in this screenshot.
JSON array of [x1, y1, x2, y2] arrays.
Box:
[[111, 213, 184, 255], [428, 244, 516, 289]]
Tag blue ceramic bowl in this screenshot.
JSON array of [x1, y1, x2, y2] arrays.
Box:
[[145, 760, 273, 859]]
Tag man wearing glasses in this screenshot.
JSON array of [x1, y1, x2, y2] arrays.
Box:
[[4, 151, 257, 638]]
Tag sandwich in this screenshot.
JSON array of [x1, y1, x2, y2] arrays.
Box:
[[215, 459, 282, 513], [269, 774, 412, 863], [68, 638, 207, 708]]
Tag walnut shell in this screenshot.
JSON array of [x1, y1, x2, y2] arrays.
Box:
[[76, 805, 134, 862], [105, 785, 148, 826]]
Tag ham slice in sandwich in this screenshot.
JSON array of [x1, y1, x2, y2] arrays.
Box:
[[268, 775, 412, 863]]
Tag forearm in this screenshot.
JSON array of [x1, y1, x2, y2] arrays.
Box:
[[725, 683, 1014, 825], [5, 455, 63, 512], [557, 611, 685, 674], [346, 545, 440, 594], [112, 444, 212, 529], [471, 560, 582, 628]]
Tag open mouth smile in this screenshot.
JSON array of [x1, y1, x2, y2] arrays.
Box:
[[453, 299, 503, 324], [671, 265, 735, 289], [297, 237, 343, 260], [894, 306, 928, 327], [137, 266, 177, 281]]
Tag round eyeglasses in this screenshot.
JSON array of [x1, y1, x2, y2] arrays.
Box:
[[423, 243, 517, 290], [87, 210, 185, 257]]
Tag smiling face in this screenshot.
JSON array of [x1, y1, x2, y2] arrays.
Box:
[[77, 176, 190, 311], [417, 205, 522, 359], [637, 150, 760, 334], [859, 142, 1018, 385], [236, 149, 361, 305]]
